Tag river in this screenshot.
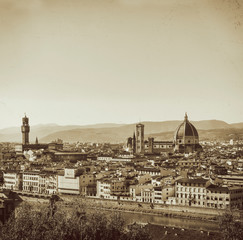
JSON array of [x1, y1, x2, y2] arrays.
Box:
[[101, 210, 219, 232]]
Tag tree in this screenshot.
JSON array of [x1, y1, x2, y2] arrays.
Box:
[[0, 201, 152, 240], [126, 223, 152, 240], [219, 210, 243, 240]]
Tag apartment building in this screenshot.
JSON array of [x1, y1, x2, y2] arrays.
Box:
[[129, 184, 153, 202], [136, 167, 161, 176], [176, 178, 243, 210], [141, 187, 154, 203], [154, 186, 162, 204], [110, 178, 129, 195], [206, 184, 243, 209], [80, 173, 96, 197], [176, 178, 208, 207], [57, 168, 82, 195], [39, 172, 57, 194], [3, 171, 22, 191], [162, 184, 175, 203], [96, 179, 117, 200], [22, 171, 40, 193]]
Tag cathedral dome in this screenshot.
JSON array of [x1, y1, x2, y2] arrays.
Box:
[[174, 113, 199, 145]]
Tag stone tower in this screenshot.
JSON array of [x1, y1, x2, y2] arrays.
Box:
[[21, 114, 30, 145], [136, 123, 145, 154]]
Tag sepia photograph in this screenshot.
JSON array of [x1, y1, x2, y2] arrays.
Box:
[[0, 0, 243, 239]]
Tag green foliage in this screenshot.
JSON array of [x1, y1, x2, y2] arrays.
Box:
[[0, 202, 152, 240]]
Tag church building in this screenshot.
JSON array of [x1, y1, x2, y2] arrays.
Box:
[[174, 113, 202, 153], [127, 113, 202, 155]]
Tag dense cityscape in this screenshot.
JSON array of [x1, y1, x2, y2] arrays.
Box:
[[1, 0, 243, 239], [1, 114, 243, 234]]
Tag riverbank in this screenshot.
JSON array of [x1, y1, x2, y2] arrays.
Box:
[[59, 195, 220, 222], [21, 195, 223, 239], [143, 224, 221, 240], [21, 194, 220, 221]]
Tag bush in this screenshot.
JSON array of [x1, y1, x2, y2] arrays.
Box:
[[219, 210, 243, 240], [0, 202, 152, 240]]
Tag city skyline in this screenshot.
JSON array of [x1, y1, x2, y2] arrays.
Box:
[[0, 0, 243, 128]]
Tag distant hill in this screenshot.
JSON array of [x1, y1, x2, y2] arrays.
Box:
[[230, 122, 243, 129], [0, 120, 242, 143], [0, 123, 126, 143], [148, 129, 243, 142], [39, 120, 241, 143]]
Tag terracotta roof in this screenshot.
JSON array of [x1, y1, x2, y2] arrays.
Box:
[[176, 178, 207, 184]]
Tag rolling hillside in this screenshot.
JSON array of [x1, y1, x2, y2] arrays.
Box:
[[0, 120, 242, 143], [39, 120, 241, 143]]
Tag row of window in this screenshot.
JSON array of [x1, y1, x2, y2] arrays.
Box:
[[178, 140, 198, 144], [153, 145, 172, 148], [23, 182, 38, 186], [177, 193, 204, 199], [208, 190, 229, 194], [3, 176, 16, 179], [4, 181, 16, 184], [207, 197, 229, 201], [207, 203, 229, 208], [139, 171, 160, 175], [23, 176, 39, 181], [177, 187, 205, 192], [179, 163, 197, 166], [23, 186, 38, 191], [82, 180, 93, 183], [82, 175, 93, 178], [231, 190, 243, 194], [179, 200, 204, 205]]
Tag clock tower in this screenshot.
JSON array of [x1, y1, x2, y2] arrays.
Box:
[[21, 114, 30, 145]]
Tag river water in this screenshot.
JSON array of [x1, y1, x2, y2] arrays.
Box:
[[108, 211, 219, 232]]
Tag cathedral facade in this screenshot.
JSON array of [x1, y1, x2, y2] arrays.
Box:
[[127, 113, 202, 155]]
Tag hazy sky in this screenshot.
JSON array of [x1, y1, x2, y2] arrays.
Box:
[[0, 0, 243, 128]]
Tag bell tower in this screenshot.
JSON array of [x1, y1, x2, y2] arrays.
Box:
[[136, 123, 145, 154], [21, 114, 30, 145]]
